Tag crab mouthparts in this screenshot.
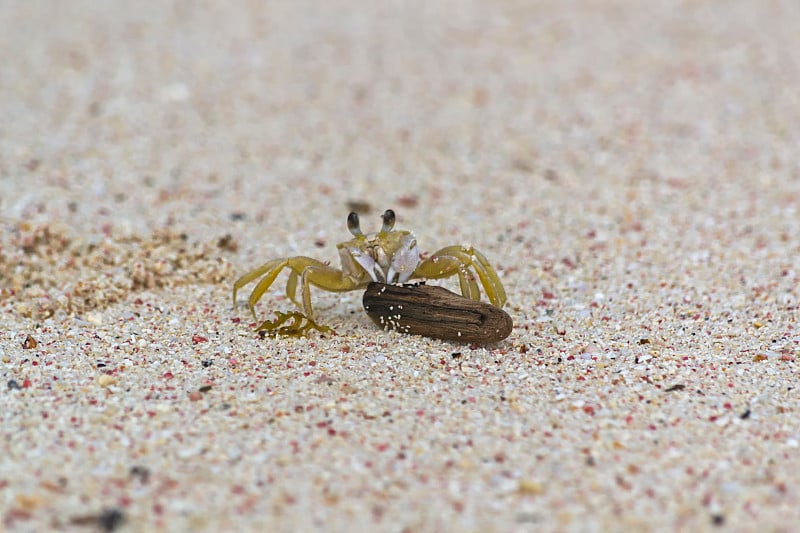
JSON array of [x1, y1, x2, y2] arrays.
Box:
[[352, 239, 420, 285], [374, 264, 402, 284], [356, 254, 405, 284]]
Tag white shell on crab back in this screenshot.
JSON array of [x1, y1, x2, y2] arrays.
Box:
[[345, 233, 420, 284]]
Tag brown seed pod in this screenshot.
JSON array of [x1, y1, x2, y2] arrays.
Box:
[[362, 282, 513, 344]]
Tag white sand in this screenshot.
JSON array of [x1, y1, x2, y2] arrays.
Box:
[[2, 1, 799, 531]]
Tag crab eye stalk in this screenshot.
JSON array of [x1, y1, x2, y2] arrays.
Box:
[[347, 212, 364, 238], [380, 209, 396, 233]]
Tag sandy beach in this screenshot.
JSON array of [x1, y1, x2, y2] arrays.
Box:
[[2, 1, 799, 531]]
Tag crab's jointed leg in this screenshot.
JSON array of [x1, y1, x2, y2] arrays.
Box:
[[232, 256, 363, 320], [412, 245, 507, 308]]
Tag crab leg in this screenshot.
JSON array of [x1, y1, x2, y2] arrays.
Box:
[[413, 245, 507, 308], [297, 263, 364, 318], [232, 258, 288, 309], [285, 269, 301, 307], [233, 256, 363, 320], [412, 255, 481, 300], [233, 257, 316, 319]]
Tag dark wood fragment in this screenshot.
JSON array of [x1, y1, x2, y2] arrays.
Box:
[[362, 282, 513, 344]]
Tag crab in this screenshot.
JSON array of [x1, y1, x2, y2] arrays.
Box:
[[232, 209, 507, 332]]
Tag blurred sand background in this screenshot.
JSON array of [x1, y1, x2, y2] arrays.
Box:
[[2, 1, 800, 531]]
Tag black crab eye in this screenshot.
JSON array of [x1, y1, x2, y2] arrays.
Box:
[[347, 212, 363, 237], [381, 209, 396, 233]]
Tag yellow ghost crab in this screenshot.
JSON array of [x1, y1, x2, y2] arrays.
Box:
[[232, 209, 507, 336]]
